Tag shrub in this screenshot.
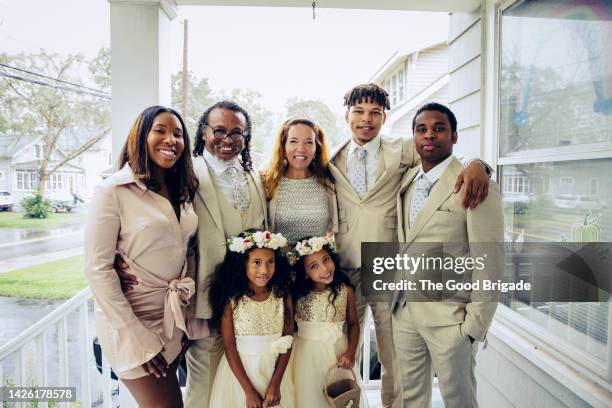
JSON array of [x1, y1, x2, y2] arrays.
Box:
[[21, 192, 52, 218]]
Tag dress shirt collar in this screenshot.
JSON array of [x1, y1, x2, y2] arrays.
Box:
[[348, 134, 381, 158], [114, 163, 148, 191], [203, 149, 243, 176], [416, 154, 454, 185]]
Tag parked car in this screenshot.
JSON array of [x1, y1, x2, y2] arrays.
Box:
[[553, 194, 608, 211], [51, 200, 74, 213], [0, 191, 14, 211]]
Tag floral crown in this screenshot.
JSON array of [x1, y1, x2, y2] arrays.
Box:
[[287, 233, 336, 265], [226, 230, 288, 254]]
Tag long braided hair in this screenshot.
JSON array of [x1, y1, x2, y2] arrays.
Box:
[[192, 100, 254, 171]]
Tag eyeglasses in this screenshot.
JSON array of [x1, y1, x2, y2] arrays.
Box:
[[204, 123, 248, 141]]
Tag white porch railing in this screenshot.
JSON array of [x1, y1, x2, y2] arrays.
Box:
[[1, 288, 382, 407], [0, 287, 116, 408]]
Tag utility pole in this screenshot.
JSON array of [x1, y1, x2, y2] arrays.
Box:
[[182, 19, 189, 122]]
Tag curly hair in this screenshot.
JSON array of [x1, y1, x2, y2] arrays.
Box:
[[192, 100, 254, 171], [208, 232, 292, 329], [292, 247, 352, 319], [261, 118, 334, 199], [343, 83, 391, 111], [117, 105, 198, 203]]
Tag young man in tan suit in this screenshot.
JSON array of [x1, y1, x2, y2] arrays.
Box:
[[392, 103, 504, 408], [118, 101, 268, 408], [328, 84, 491, 408]]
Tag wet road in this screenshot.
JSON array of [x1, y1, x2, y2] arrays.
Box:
[[0, 226, 84, 264]]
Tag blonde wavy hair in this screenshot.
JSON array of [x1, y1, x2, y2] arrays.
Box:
[[261, 118, 333, 199]]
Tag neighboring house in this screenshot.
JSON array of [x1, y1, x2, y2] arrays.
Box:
[[370, 41, 449, 140], [0, 132, 112, 205]]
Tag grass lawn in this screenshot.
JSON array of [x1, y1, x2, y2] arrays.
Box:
[[0, 255, 87, 299], [0, 211, 85, 228]]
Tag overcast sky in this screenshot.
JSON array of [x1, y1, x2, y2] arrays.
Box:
[[0, 0, 448, 116]]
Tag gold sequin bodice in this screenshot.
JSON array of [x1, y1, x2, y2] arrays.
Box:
[[295, 284, 347, 323], [232, 293, 284, 336]]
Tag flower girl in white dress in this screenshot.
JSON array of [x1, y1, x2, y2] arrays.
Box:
[[288, 235, 362, 408], [208, 230, 295, 408]]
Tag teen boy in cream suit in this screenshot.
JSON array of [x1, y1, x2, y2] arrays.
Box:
[[328, 84, 491, 408], [393, 103, 503, 408]]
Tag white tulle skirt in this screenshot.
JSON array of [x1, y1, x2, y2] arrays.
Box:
[[291, 321, 366, 408], [210, 334, 295, 408]]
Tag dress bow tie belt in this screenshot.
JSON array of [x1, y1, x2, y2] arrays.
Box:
[[117, 251, 195, 339]]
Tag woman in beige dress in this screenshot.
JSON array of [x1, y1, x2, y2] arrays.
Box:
[[261, 118, 338, 244], [85, 106, 201, 407]]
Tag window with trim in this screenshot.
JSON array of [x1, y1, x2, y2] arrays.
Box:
[[398, 68, 404, 101], [392, 74, 398, 107], [498, 0, 612, 381]]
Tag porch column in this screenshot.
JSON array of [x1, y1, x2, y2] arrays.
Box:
[[109, 0, 179, 158]]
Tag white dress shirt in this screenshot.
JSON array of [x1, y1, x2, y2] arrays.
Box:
[[203, 149, 250, 209], [415, 154, 454, 187], [347, 135, 381, 194]]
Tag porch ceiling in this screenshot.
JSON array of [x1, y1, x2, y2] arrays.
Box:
[[175, 0, 481, 13]]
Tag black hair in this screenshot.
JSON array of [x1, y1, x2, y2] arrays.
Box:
[[343, 83, 391, 111], [192, 100, 254, 171], [292, 247, 352, 318], [117, 105, 198, 203], [412, 102, 458, 133], [207, 232, 292, 329]]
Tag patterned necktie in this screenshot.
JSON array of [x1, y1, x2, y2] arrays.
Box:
[[409, 175, 434, 226], [353, 147, 368, 197], [226, 166, 250, 211]]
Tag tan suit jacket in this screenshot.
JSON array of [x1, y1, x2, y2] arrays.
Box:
[[267, 178, 339, 234], [328, 136, 418, 269], [192, 156, 268, 319], [394, 156, 504, 341]]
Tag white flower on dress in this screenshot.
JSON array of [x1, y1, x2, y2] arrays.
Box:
[[270, 335, 293, 354], [319, 323, 343, 342]]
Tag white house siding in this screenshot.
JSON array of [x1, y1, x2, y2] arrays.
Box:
[[389, 84, 448, 140], [403, 45, 449, 104], [451, 2, 611, 407], [448, 12, 482, 160]]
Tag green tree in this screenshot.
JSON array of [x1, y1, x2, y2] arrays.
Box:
[[220, 88, 276, 163], [171, 71, 214, 136], [284, 98, 344, 146], [0, 49, 111, 200]]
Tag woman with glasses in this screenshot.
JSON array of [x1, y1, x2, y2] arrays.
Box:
[[261, 118, 338, 245]]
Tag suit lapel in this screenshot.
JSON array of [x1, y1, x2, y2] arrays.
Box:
[[329, 139, 360, 200], [404, 157, 462, 243], [364, 137, 401, 200], [194, 157, 224, 232], [249, 170, 269, 230]]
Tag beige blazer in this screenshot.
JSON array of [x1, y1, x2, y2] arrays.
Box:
[[394, 156, 504, 341], [328, 136, 419, 269], [267, 178, 339, 234], [192, 157, 269, 319]]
